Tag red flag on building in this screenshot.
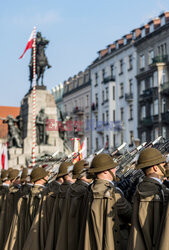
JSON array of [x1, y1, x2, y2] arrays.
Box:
[[19, 30, 34, 59]]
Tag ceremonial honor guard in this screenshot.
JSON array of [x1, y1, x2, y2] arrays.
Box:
[[128, 148, 169, 250], [81, 153, 132, 250]]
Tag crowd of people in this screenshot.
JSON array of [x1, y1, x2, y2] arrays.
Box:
[[0, 147, 169, 250]]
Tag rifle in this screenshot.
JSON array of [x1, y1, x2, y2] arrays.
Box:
[[48, 150, 82, 183], [111, 142, 127, 157]]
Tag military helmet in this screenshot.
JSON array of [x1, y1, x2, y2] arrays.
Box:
[[30, 167, 48, 182], [21, 168, 28, 182], [72, 160, 89, 179], [57, 161, 73, 178], [1, 170, 9, 182], [136, 148, 166, 169], [8, 169, 20, 181], [89, 153, 118, 173]]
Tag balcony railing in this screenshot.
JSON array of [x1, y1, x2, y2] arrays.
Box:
[[139, 89, 153, 101], [96, 125, 104, 134], [152, 55, 168, 64], [142, 117, 153, 127], [102, 75, 115, 84], [161, 82, 169, 95], [73, 106, 84, 115], [125, 93, 133, 102], [162, 112, 169, 123]]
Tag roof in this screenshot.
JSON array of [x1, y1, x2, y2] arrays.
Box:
[[0, 106, 20, 139]]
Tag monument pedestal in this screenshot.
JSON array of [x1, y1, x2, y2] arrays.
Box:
[[8, 88, 71, 169]]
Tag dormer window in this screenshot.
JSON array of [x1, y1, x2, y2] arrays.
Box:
[[141, 28, 146, 37], [149, 23, 154, 33], [161, 15, 165, 25]]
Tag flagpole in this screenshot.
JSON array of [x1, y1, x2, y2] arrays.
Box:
[[32, 26, 36, 167]]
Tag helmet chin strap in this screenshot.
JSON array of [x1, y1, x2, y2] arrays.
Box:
[[157, 164, 167, 178], [108, 170, 116, 181]]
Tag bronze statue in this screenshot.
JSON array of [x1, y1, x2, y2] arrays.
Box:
[[2, 115, 23, 148], [29, 32, 51, 88], [36, 109, 48, 145]]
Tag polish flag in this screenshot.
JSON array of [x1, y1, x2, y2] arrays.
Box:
[[19, 30, 34, 59]]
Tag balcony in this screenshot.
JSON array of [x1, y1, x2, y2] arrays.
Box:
[[102, 75, 115, 84], [152, 55, 168, 64], [139, 89, 153, 101], [73, 106, 84, 115], [162, 112, 169, 124], [125, 93, 133, 102], [161, 82, 169, 95], [142, 117, 153, 127], [96, 125, 104, 134]]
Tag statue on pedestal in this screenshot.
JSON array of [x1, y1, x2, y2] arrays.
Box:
[[36, 109, 48, 145], [2, 115, 23, 148], [29, 32, 52, 88]]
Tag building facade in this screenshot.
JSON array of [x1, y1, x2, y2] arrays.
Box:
[[51, 83, 64, 121], [134, 12, 169, 142], [90, 35, 138, 153], [62, 68, 92, 154]]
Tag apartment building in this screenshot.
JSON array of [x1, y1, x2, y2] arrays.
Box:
[[134, 12, 169, 142], [62, 68, 92, 154], [90, 35, 138, 153]]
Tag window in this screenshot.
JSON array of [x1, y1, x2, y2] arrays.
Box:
[[141, 131, 146, 142], [86, 94, 89, 107], [113, 134, 116, 147], [153, 71, 158, 87], [148, 50, 154, 65], [149, 76, 153, 88], [87, 137, 89, 153], [119, 59, 123, 74], [106, 135, 109, 149], [102, 69, 105, 80], [102, 90, 104, 103], [162, 127, 167, 139], [158, 43, 167, 56], [96, 138, 98, 150], [130, 131, 134, 145], [121, 131, 124, 144], [120, 107, 124, 122], [140, 54, 145, 69], [106, 110, 109, 124], [113, 86, 115, 100], [128, 55, 133, 70], [102, 136, 104, 147], [105, 87, 108, 100], [154, 127, 159, 138], [110, 64, 114, 77], [150, 103, 153, 116], [154, 99, 159, 115], [140, 80, 145, 94], [129, 79, 133, 93], [129, 105, 133, 119], [95, 93, 98, 106], [64, 104, 67, 113], [141, 106, 146, 119], [95, 73, 98, 86], [162, 98, 166, 113], [102, 113, 105, 125], [113, 110, 115, 122], [120, 83, 124, 97], [161, 69, 166, 84], [95, 114, 98, 128]]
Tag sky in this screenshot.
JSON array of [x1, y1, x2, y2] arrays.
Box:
[[1, 0, 169, 107]]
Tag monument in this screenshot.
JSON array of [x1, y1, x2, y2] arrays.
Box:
[[8, 31, 71, 169]]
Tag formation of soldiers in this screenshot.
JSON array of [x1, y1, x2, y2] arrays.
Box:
[[0, 140, 169, 250]]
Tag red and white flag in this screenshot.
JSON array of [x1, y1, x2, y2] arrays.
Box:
[[19, 30, 34, 59], [0, 143, 8, 170]]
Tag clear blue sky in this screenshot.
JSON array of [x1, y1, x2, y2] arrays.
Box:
[[1, 0, 169, 106]]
